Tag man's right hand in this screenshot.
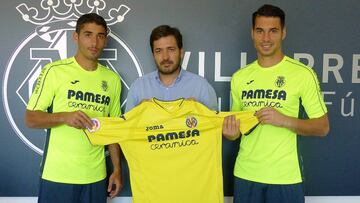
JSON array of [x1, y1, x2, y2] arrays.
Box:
[[61, 110, 93, 129], [222, 115, 241, 140]]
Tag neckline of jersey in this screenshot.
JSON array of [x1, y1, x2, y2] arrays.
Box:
[[151, 97, 186, 114], [256, 55, 287, 71], [72, 57, 101, 74]]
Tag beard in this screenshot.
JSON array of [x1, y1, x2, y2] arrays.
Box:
[[156, 58, 181, 75]]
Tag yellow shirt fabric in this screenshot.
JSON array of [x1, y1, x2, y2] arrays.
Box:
[[85, 98, 258, 203]]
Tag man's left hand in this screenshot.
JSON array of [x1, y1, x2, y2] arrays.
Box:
[[255, 107, 289, 127], [107, 170, 123, 198]]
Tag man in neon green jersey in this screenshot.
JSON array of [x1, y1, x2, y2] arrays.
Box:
[[25, 13, 122, 203], [223, 4, 330, 203]]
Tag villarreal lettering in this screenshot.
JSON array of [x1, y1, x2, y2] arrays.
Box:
[[68, 89, 110, 105], [148, 129, 200, 150], [242, 89, 287, 100]]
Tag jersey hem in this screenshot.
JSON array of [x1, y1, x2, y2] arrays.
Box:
[[41, 174, 107, 184], [234, 173, 303, 185]]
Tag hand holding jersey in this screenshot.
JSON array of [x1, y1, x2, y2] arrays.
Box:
[[255, 107, 288, 126], [222, 115, 241, 140], [61, 110, 94, 129]]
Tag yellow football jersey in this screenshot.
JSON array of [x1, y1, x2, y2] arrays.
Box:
[[84, 98, 258, 203]]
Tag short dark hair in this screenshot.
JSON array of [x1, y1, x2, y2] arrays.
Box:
[[76, 13, 108, 34], [252, 4, 285, 29], [150, 25, 183, 53]]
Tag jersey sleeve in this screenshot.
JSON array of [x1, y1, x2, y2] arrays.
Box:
[[235, 111, 259, 135], [27, 64, 56, 111], [218, 111, 258, 135], [299, 68, 327, 118], [85, 103, 145, 145], [84, 116, 131, 145], [109, 74, 122, 117], [230, 75, 243, 111]]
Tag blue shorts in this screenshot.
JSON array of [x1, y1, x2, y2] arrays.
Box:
[[37, 178, 107, 203], [233, 177, 305, 203]]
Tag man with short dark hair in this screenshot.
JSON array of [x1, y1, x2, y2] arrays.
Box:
[[122, 24, 220, 202], [25, 13, 122, 203], [126, 25, 217, 111], [223, 4, 330, 203]]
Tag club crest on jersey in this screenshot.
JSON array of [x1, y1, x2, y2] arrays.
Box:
[[275, 76, 286, 88], [101, 81, 108, 92], [88, 118, 101, 133], [186, 116, 198, 128]]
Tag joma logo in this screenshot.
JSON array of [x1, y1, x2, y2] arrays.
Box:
[[146, 125, 164, 131]]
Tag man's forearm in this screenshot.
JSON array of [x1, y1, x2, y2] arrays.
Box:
[[283, 114, 330, 137], [25, 110, 65, 129], [108, 144, 121, 172]]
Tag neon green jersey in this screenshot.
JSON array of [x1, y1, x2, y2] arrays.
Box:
[[27, 57, 121, 184], [85, 98, 258, 203], [231, 56, 327, 184]]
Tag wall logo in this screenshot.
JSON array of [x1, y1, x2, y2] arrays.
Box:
[[2, 0, 143, 155]]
